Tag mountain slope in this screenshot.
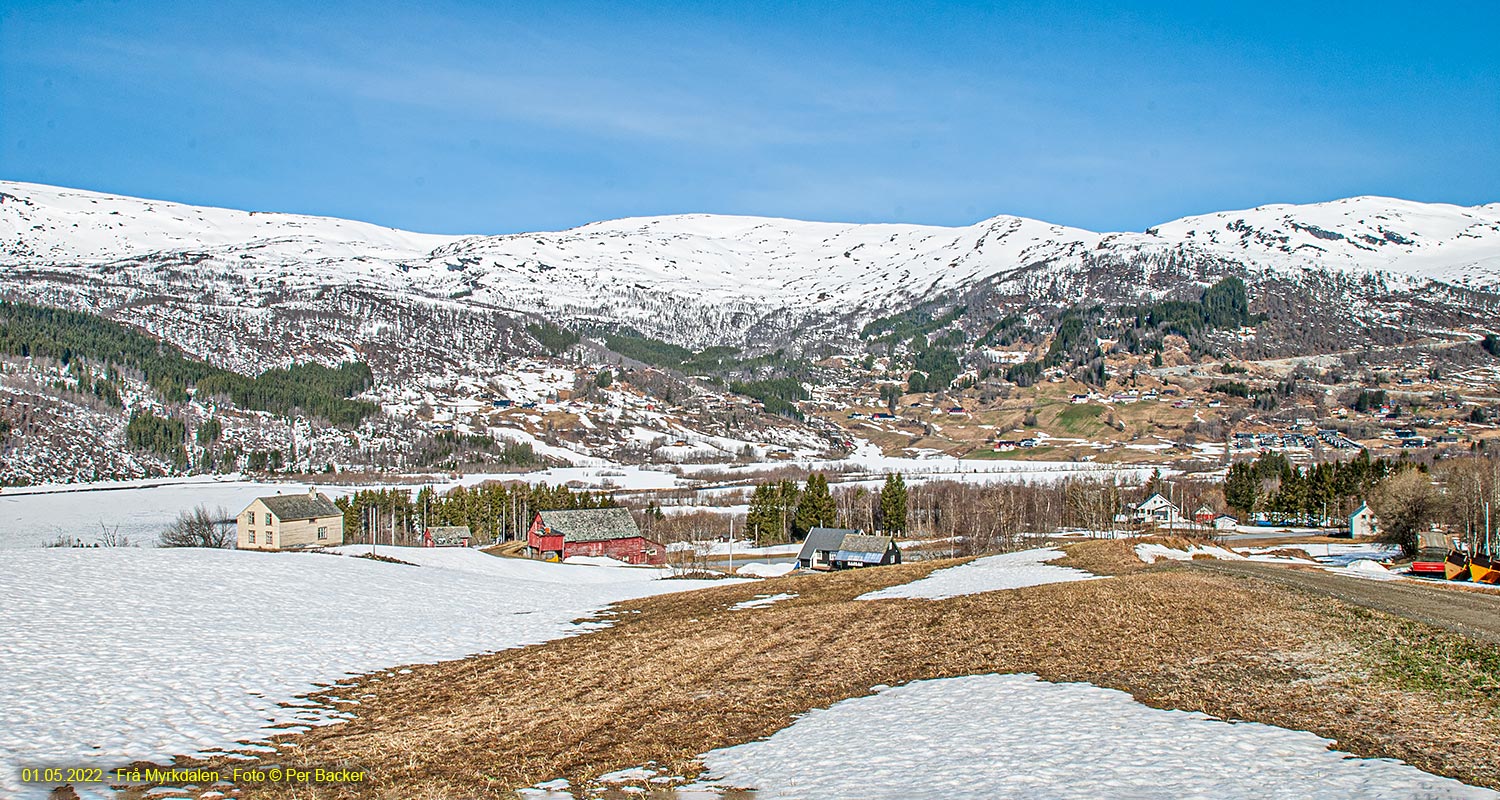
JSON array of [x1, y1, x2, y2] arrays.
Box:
[[2, 180, 1497, 365]]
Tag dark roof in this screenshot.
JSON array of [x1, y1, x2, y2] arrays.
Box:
[[259, 492, 341, 520], [798, 527, 859, 562], [427, 526, 471, 545], [837, 533, 895, 554], [538, 508, 642, 543]]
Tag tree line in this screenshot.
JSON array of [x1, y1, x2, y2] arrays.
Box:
[[0, 299, 375, 424], [744, 472, 908, 543], [334, 481, 617, 544], [1223, 451, 1398, 524]]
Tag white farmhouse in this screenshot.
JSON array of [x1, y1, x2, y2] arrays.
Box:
[[1122, 492, 1182, 525], [1348, 502, 1379, 539], [238, 488, 344, 551]]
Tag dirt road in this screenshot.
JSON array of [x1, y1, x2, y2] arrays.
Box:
[[1185, 559, 1500, 644]]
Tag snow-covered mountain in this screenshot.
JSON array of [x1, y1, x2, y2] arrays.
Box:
[[2, 180, 1498, 368]]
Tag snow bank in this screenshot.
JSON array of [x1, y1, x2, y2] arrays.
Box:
[[1135, 543, 1246, 564], [697, 674, 1498, 799], [563, 554, 634, 568], [736, 562, 797, 578], [0, 548, 728, 796], [858, 548, 1098, 601], [1339, 559, 1401, 581]]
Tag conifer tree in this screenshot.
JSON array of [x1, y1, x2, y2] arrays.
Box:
[[879, 473, 908, 535], [746, 483, 782, 544], [793, 473, 836, 539]]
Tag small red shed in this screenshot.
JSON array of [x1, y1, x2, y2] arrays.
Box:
[[526, 507, 664, 565], [423, 526, 472, 547]]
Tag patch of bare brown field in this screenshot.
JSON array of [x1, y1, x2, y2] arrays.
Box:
[[1229, 534, 1358, 547], [1049, 536, 1206, 576], [137, 549, 1500, 799]]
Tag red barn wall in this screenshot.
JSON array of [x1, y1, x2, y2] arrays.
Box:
[[527, 515, 564, 557], [564, 536, 666, 565]]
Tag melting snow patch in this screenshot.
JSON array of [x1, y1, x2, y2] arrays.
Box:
[[858, 548, 1098, 601], [698, 674, 1498, 799], [736, 562, 797, 578], [1135, 543, 1246, 564], [598, 766, 657, 783], [731, 592, 797, 610]]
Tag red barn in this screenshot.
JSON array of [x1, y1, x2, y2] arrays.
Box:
[[526, 508, 664, 565]]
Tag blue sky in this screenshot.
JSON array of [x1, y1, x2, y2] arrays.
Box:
[[2, 1, 1496, 234]]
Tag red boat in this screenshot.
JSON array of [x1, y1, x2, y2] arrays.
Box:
[[1410, 534, 1458, 576], [1407, 548, 1450, 579]]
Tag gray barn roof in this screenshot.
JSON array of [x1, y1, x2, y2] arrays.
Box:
[[427, 526, 472, 545], [798, 527, 860, 562], [538, 508, 642, 543], [837, 533, 896, 554], [259, 492, 341, 521]]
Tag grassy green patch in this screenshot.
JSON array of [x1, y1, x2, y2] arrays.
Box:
[[1055, 403, 1107, 435], [1353, 611, 1500, 702], [969, 445, 1057, 460]]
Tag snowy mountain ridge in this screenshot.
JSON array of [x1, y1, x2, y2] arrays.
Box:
[[2, 180, 1498, 357]]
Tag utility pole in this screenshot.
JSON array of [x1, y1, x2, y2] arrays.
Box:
[[728, 516, 734, 576]]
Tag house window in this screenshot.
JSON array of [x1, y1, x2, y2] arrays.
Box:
[[317, 526, 327, 540], [248, 531, 256, 544], [264, 512, 272, 526], [266, 532, 274, 546]]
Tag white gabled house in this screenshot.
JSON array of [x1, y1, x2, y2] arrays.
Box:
[[1118, 492, 1183, 525], [1348, 502, 1379, 539], [237, 488, 344, 551]]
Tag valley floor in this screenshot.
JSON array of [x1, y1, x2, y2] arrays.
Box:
[[124, 542, 1500, 799]]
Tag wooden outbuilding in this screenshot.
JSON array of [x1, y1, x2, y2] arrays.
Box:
[[526, 508, 664, 565], [796, 527, 901, 571]]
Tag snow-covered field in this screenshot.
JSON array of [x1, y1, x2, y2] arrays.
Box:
[[859, 548, 1099, 601], [690, 674, 1499, 799], [0, 477, 367, 549], [0, 468, 682, 550], [0, 546, 733, 797]]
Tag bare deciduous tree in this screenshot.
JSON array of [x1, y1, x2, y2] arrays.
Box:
[[1368, 469, 1439, 555], [159, 505, 236, 548]]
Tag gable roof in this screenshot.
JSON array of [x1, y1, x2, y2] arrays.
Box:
[[837, 533, 896, 555], [538, 508, 641, 543], [257, 492, 341, 520], [798, 527, 859, 561], [426, 526, 471, 545], [1136, 492, 1177, 510]]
